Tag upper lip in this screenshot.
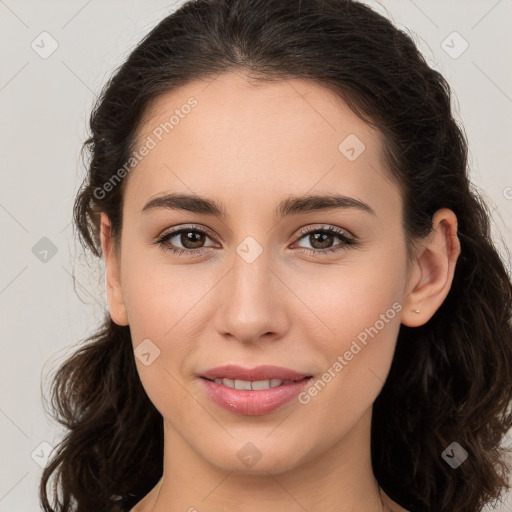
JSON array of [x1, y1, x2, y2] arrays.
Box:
[[200, 365, 312, 381]]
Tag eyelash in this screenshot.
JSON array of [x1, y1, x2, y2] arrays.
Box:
[[154, 224, 357, 257]]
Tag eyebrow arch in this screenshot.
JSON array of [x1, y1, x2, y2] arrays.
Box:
[[141, 192, 376, 220]]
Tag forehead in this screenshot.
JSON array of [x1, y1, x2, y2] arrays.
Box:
[[124, 72, 400, 219]]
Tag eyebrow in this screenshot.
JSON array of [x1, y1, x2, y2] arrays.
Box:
[[141, 192, 376, 220]]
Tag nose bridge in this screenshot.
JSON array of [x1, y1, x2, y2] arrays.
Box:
[[215, 235, 286, 341], [230, 236, 273, 309], [228, 212, 274, 296]]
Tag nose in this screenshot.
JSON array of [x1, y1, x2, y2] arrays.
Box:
[[213, 247, 289, 345]]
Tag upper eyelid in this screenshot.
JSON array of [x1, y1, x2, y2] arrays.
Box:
[[159, 224, 354, 245], [159, 224, 218, 242], [295, 224, 354, 239]]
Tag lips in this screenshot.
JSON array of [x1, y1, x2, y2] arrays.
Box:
[[199, 364, 313, 415], [200, 364, 312, 382]]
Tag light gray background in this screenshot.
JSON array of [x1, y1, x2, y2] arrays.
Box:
[[1, 1, 511, 511]]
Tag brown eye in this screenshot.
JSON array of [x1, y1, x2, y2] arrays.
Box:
[[155, 226, 217, 255], [294, 226, 357, 256], [179, 230, 206, 249], [307, 232, 337, 250]]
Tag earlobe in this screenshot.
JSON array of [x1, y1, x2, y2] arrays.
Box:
[[401, 208, 461, 327], [100, 212, 129, 326]]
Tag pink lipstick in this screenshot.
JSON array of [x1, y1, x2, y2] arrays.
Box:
[[199, 364, 313, 415]]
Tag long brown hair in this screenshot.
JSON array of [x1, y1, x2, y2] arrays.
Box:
[[40, 1, 512, 511]]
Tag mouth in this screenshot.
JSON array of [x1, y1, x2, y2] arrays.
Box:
[[200, 363, 313, 382], [201, 376, 311, 390], [198, 365, 314, 415]]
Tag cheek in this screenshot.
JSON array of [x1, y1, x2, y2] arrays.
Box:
[[288, 248, 406, 347], [123, 271, 198, 420], [116, 250, 190, 397], [287, 249, 406, 408], [119, 244, 213, 341], [122, 269, 202, 380], [118, 251, 226, 416]]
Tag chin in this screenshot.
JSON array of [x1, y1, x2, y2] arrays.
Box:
[[201, 436, 310, 476]]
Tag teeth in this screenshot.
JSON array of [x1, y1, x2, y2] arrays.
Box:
[[254, 379, 277, 390], [212, 378, 295, 390], [235, 379, 252, 390]]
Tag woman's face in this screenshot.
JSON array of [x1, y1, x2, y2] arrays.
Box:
[[103, 71, 415, 474]]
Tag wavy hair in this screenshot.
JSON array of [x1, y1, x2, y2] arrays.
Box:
[[40, 1, 512, 511]]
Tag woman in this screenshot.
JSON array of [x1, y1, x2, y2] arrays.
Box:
[[40, 1, 512, 511]]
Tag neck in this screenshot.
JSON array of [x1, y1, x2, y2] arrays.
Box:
[[143, 407, 392, 512]]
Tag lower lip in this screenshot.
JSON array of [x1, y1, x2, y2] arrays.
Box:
[[200, 377, 312, 415]]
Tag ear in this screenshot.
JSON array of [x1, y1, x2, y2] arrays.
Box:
[[401, 208, 461, 327], [100, 212, 129, 326]]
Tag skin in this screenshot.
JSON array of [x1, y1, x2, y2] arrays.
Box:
[[100, 71, 460, 512]]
